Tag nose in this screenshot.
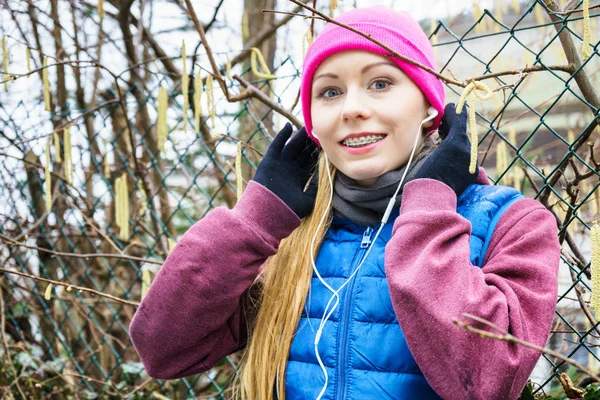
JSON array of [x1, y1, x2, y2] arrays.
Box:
[[340, 88, 371, 122]]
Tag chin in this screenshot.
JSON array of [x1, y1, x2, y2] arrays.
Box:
[[343, 167, 384, 183]]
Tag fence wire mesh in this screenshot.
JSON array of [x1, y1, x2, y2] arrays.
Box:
[[0, 0, 599, 398]]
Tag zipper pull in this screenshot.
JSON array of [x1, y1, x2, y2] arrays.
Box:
[[360, 226, 373, 248]]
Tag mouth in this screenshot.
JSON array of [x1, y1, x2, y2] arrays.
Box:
[[339, 133, 387, 154], [339, 133, 387, 148]]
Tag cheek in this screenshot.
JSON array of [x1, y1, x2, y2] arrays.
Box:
[[311, 107, 334, 136]]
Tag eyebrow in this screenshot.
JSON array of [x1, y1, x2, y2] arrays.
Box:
[[313, 61, 398, 83]]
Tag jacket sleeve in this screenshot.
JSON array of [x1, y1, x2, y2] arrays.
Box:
[[384, 178, 560, 400], [129, 181, 301, 380]]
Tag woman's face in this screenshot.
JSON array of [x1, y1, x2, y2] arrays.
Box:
[[310, 51, 432, 185]]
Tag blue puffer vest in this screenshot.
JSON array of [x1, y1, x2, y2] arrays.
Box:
[[282, 183, 524, 399]]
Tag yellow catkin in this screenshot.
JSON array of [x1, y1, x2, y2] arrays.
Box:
[[43, 57, 51, 112], [141, 269, 152, 301], [167, 238, 176, 252], [115, 176, 122, 233], [118, 177, 123, 234], [44, 284, 53, 301], [513, 168, 523, 191], [582, 0, 591, 60], [591, 223, 600, 315], [64, 126, 73, 185], [236, 141, 243, 200], [45, 139, 52, 212], [103, 138, 110, 179], [206, 75, 215, 128], [508, 127, 517, 147], [116, 175, 123, 238], [157, 86, 168, 151], [194, 73, 202, 134], [26, 47, 31, 74], [494, 0, 503, 32], [116, 174, 129, 240], [468, 92, 478, 174], [123, 175, 129, 240], [524, 50, 533, 67], [496, 141, 507, 181], [473, 3, 484, 34], [508, 127, 520, 189], [493, 92, 502, 112], [456, 81, 493, 175], [2, 36, 8, 91], [568, 129, 575, 146], [242, 10, 249, 42], [250, 48, 276, 80], [456, 80, 493, 110], [534, 4, 544, 25], [226, 56, 232, 81], [53, 132, 62, 163], [330, 0, 338, 18], [181, 40, 188, 133], [98, 0, 105, 21], [303, 29, 313, 59], [121, 177, 126, 232], [138, 179, 147, 216]]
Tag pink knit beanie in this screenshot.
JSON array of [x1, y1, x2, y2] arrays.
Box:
[[301, 6, 445, 147]]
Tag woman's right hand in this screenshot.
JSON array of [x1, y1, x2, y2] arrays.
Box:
[[251, 123, 320, 219]]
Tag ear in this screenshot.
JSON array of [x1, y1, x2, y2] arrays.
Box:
[[422, 102, 434, 128]]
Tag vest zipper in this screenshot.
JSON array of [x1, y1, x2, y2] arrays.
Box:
[[337, 225, 373, 400]]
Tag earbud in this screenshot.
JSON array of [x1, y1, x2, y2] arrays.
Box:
[[427, 106, 438, 117], [312, 129, 318, 138]]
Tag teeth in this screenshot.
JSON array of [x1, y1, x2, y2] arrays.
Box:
[[342, 135, 385, 147]]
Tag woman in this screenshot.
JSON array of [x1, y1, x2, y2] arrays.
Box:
[[129, 6, 560, 399]]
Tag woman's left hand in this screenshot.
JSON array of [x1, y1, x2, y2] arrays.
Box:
[[410, 103, 478, 198]]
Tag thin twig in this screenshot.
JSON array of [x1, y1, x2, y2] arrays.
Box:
[[283, 0, 580, 91], [0, 268, 139, 307], [553, 2, 600, 15], [0, 233, 161, 265], [286, 0, 463, 87], [454, 313, 600, 382], [122, 377, 154, 398], [234, 74, 302, 129]]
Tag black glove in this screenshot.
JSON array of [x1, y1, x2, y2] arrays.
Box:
[[252, 123, 320, 219], [411, 103, 478, 198]]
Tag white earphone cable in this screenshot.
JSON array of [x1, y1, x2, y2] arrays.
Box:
[[309, 107, 438, 400]]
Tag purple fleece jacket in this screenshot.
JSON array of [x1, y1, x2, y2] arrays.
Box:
[[129, 168, 560, 399]]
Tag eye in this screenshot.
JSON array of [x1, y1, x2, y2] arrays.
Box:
[[370, 79, 392, 91], [317, 87, 341, 101]]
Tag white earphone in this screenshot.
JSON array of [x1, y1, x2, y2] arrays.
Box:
[[308, 106, 438, 400]]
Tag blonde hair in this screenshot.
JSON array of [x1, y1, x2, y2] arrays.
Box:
[[228, 131, 435, 399], [228, 151, 335, 400]]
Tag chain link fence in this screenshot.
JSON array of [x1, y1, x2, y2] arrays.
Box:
[[1, 0, 599, 398]]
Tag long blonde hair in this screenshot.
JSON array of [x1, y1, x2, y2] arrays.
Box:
[[228, 151, 336, 400], [228, 131, 435, 399]]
